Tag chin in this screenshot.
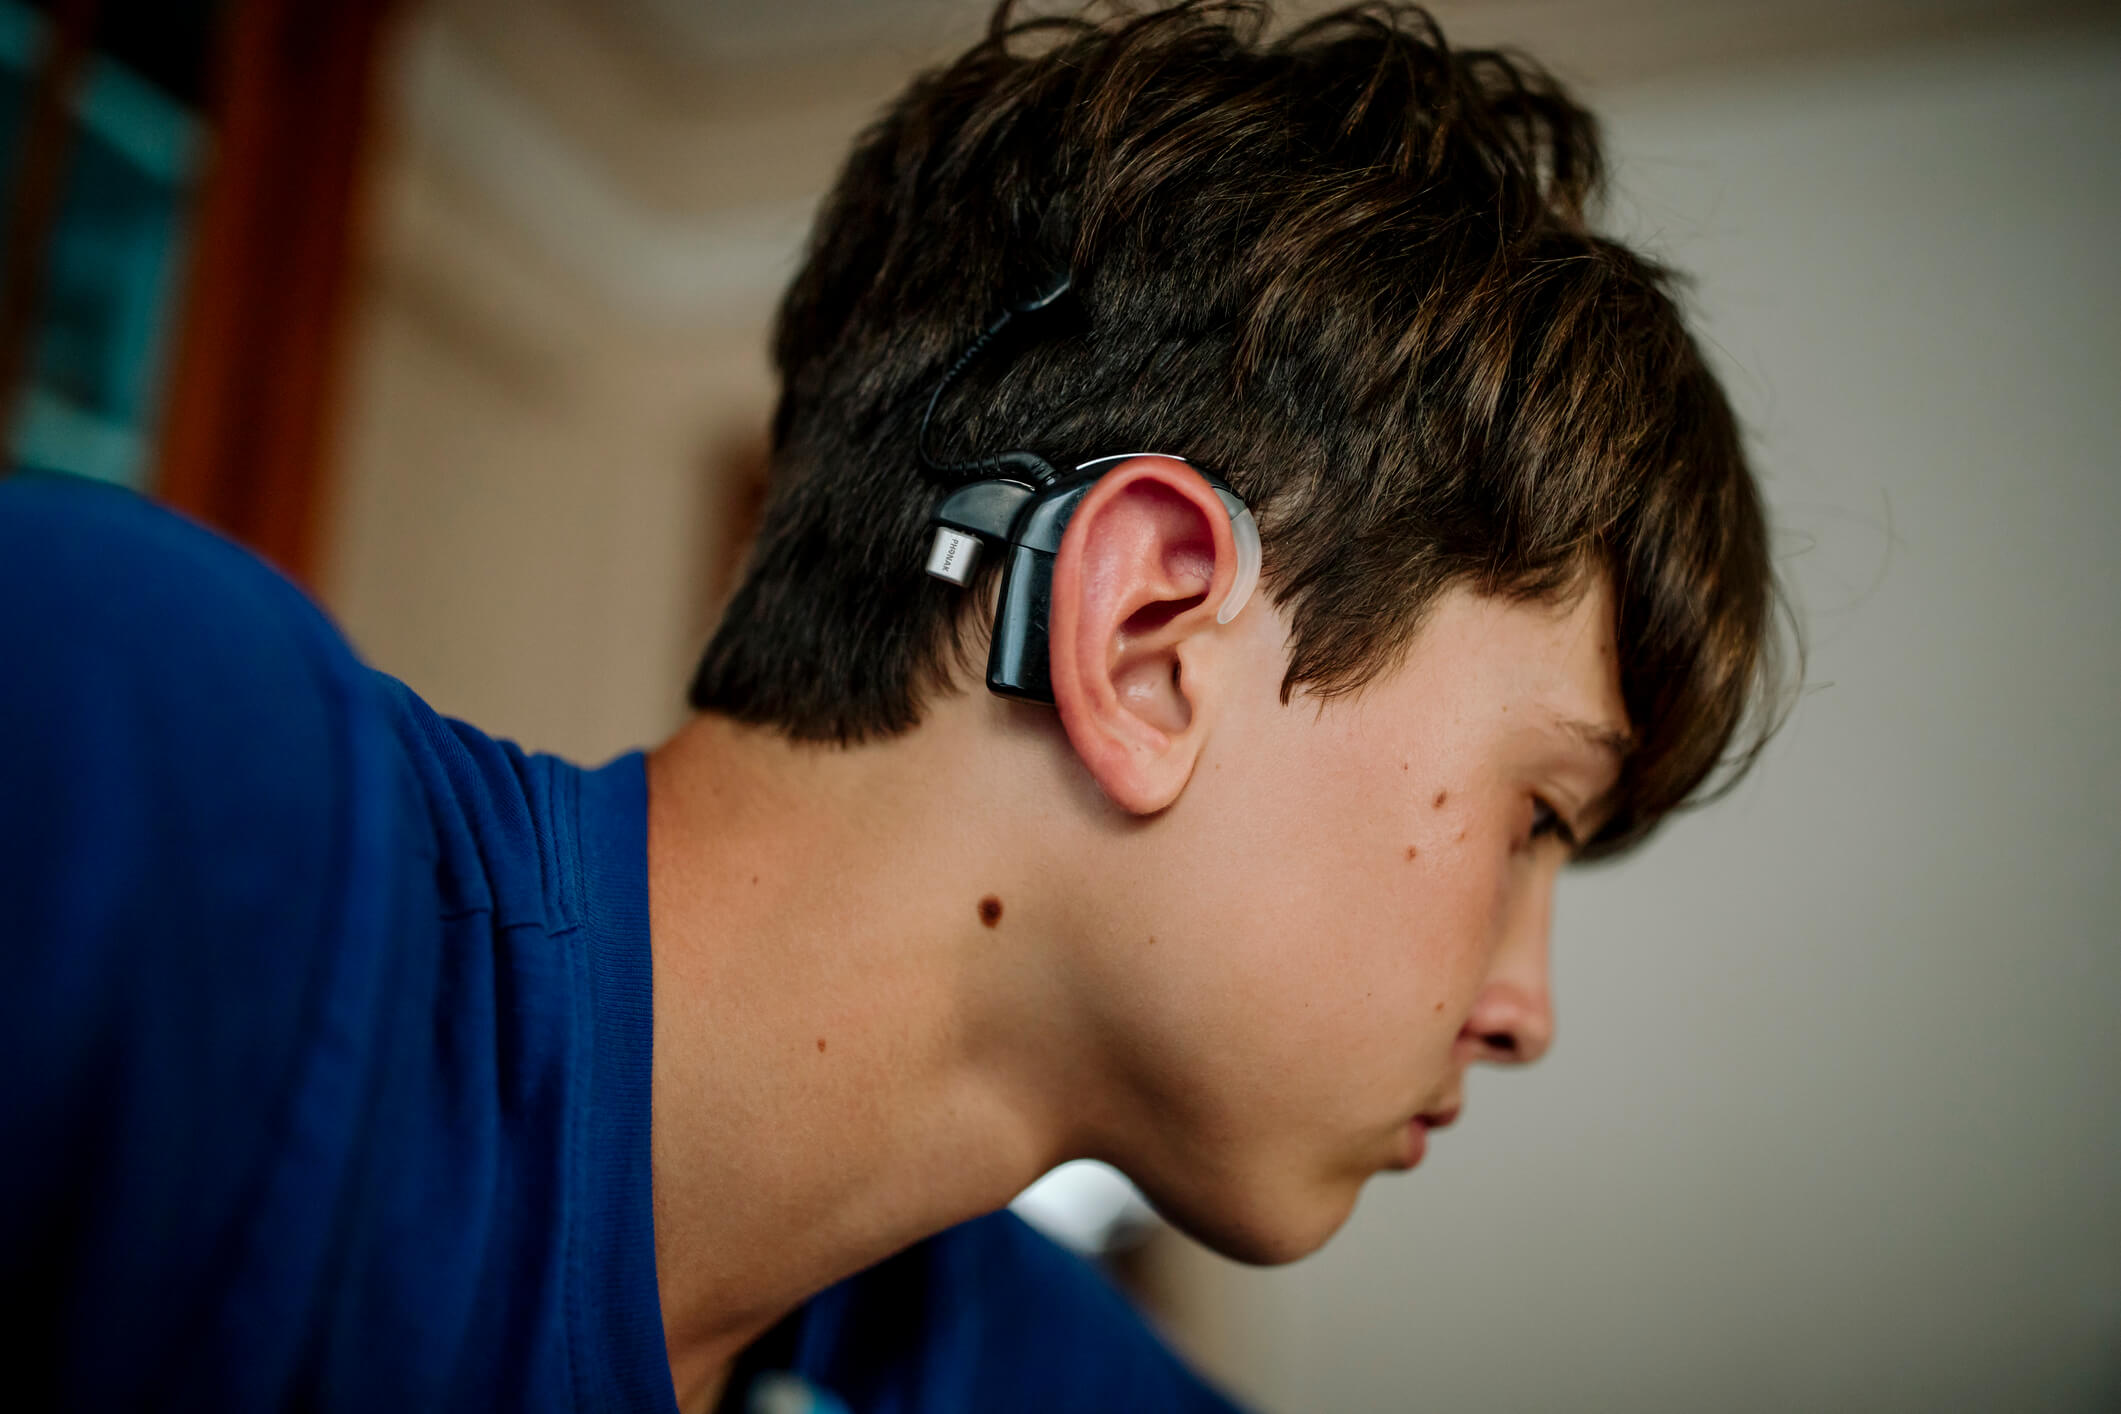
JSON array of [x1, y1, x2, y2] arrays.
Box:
[[1151, 1171, 1364, 1268]]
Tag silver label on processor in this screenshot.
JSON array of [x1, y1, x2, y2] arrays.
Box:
[[925, 528, 982, 586]]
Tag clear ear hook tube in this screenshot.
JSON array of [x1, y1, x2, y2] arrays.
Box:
[[1213, 490, 1261, 626]]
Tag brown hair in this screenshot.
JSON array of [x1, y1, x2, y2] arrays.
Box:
[[690, 0, 1791, 857]]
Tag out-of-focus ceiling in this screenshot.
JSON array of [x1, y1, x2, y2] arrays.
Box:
[[616, 0, 987, 67], [597, 0, 2110, 90], [393, 0, 2113, 330]]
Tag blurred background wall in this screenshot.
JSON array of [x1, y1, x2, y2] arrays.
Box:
[[8, 0, 2116, 1409]]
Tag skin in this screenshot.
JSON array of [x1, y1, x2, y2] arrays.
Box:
[[645, 457, 1630, 1410]]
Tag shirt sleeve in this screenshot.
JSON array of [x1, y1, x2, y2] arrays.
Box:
[[0, 475, 377, 1406]]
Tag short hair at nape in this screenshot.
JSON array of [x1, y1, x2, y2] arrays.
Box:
[[690, 0, 1793, 857]]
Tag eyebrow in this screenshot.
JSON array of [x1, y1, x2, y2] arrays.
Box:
[[1551, 716, 1633, 850], [1555, 716, 1634, 762]]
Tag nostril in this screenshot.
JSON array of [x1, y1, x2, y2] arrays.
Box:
[[1483, 1031, 1518, 1056]]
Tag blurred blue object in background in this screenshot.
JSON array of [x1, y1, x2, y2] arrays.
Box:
[[0, 0, 203, 489]]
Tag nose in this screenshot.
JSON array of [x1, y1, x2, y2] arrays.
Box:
[[1459, 978, 1553, 1065], [1456, 872, 1557, 1066]]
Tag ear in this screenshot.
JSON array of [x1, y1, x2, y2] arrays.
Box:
[[1047, 456, 1242, 815]]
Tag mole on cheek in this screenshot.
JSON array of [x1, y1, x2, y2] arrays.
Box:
[[1405, 845, 1419, 861], [1433, 790, 1449, 809], [978, 895, 1003, 927], [816, 1037, 827, 1053], [1433, 1001, 1444, 1013]]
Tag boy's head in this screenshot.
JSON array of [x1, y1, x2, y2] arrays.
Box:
[[688, 1, 1785, 1260]]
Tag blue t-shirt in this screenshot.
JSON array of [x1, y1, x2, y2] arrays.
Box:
[[0, 475, 1242, 1414]]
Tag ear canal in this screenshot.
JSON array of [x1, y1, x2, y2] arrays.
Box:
[[1216, 496, 1262, 625]]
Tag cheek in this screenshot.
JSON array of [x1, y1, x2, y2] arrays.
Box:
[[1174, 737, 1504, 1088], [1359, 839, 1505, 1070]]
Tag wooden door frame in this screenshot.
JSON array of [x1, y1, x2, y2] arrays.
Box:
[[152, 0, 399, 585]]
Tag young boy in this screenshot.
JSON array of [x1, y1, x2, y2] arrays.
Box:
[[0, 3, 1781, 1411]]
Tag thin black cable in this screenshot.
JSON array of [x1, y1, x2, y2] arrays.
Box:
[[916, 275, 1073, 489]]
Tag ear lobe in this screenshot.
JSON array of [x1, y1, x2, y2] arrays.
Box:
[[1047, 457, 1241, 815]]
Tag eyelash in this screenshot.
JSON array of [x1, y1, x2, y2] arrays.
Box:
[[1530, 796, 1579, 851]]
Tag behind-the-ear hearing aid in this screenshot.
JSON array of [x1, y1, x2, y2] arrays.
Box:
[[917, 276, 1261, 704]]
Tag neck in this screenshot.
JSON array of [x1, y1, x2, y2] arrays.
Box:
[[643, 705, 1100, 1410]]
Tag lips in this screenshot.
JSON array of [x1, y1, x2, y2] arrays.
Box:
[[1397, 1118, 1429, 1169], [1392, 1100, 1464, 1170]]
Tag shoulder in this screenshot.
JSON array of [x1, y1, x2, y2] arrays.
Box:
[[0, 477, 388, 926], [0, 474, 405, 1197], [0, 468, 409, 960], [0, 477, 433, 1399], [0, 473, 388, 791], [0, 473, 360, 690]]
